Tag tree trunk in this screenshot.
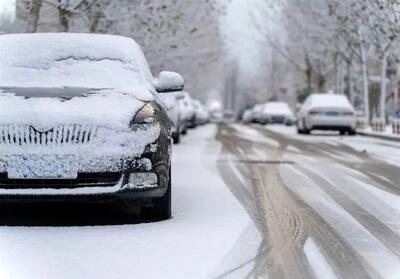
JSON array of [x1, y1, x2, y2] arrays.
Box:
[[317, 74, 325, 92], [304, 54, 312, 93], [334, 53, 338, 94], [347, 60, 354, 103], [25, 0, 42, 33], [338, 62, 344, 94], [380, 52, 389, 122], [58, 9, 70, 32], [361, 46, 370, 122], [394, 87, 398, 116]]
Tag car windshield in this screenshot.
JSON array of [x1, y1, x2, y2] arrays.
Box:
[[0, 34, 144, 89]]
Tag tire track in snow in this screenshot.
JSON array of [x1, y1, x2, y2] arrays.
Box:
[[280, 164, 400, 278], [291, 162, 400, 259], [256, 125, 400, 278], [216, 125, 365, 278], [219, 124, 386, 278]]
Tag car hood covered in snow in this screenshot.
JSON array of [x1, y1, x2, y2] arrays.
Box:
[[0, 87, 161, 175], [0, 87, 154, 129]]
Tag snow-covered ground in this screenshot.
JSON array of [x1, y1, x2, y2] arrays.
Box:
[[0, 125, 259, 279], [261, 124, 400, 278], [266, 124, 400, 166]]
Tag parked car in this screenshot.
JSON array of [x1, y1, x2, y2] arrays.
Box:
[[297, 94, 356, 135], [178, 91, 196, 131], [251, 104, 266, 123], [242, 109, 255, 123], [260, 102, 295, 125], [0, 33, 185, 220], [210, 110, 236, 124], [161, 92, 183, 144], [192, 100, 209, 125]]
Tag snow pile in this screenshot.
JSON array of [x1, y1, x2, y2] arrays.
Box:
[[0, 33, 151, 90]]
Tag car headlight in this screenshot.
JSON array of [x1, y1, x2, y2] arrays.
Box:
[[133, 103, 157, 124]]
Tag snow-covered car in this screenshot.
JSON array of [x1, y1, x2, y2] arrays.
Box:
[[192, 100, 209, 125], [160, 92, 183, 144], [260, 102, 295, 125], [251, 104, 265, 124], [297, 94, 356, 135], [210, 110, 236, 124], [177, 91, 195, 131], [0, 33, 185, 220], [241, 109, 254, 123]]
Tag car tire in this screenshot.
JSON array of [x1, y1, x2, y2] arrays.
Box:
[[349, 129, 356, 136], [297, 125, 304, 134], [143, 167, 172, 221], [301, 119, 310, 134], [181, 126, 187, 135], [172, 132, 180, 144], [339, 130, 346, 135]]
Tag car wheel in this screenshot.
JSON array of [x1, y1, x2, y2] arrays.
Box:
[[339, 130, 346, 135], [349, 129, 356, 136], [302, 119, 310, 134], [172, 132, 180, 144], [143, 167, 172, 221], [297, 125, 304, 134], [181, 125, 187, 135]]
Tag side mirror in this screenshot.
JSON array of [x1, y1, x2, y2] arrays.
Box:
[[154, 71, 184, 93]]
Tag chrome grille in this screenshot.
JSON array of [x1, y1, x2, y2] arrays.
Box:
[[0, 172, 121, 189], [0, 125, 97, 145]]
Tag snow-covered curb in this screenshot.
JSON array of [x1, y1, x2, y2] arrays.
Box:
[[357, 129, 400, 142]]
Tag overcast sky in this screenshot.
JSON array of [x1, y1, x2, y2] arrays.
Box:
[[220, 0, 270, 78], [0, 0, 15, 19]]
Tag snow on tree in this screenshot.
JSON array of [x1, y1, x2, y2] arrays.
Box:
[[254, 0, 400, 123]]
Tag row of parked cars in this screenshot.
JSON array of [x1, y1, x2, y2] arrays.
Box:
[[242, 94, 357, 135], [242, 102, 295, 126], [161, 91, 209, 144]]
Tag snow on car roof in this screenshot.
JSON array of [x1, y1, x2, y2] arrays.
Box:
[[0, 33, 151, 90], [309, 94, 353, 109], [263, 102, 292, 114]]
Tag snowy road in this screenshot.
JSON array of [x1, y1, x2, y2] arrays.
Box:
[[217, 124, 400, 279], [1, 124, 400, 279]]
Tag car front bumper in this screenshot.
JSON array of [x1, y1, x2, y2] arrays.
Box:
[[0, 132, 171, 203]]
